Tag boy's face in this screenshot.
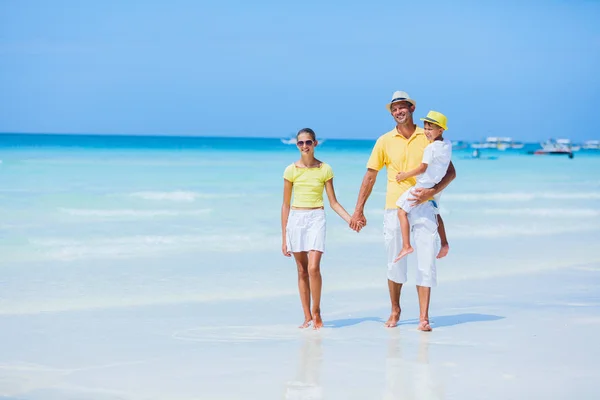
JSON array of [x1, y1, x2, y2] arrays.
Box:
[[424, 122, 444, 141]]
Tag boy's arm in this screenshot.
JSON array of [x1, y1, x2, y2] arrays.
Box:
[[396, 163, 427, 182]]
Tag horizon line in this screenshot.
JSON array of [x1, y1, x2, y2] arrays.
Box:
[[0, 131, 557, 144]]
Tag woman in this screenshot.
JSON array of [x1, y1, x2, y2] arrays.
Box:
[[281, 128, 353, 330]]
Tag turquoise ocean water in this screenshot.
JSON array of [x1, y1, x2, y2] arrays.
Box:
[[1, 133, 599, 315]]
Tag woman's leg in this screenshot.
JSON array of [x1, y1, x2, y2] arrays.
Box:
[[307, 250, 324, 329], [293, 252, 312, 328]]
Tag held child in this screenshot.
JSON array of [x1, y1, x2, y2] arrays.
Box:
[[281, 128, 354, 330], [394, 111, 452, 262]]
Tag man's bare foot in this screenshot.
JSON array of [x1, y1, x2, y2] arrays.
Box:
[[418, 319, 432, 332], [384, 309, 401, 328], [436, 244, 449, 259], [298, 318, 312, 329], [393, 247, 414, 263], [312, 313, 323, 330]]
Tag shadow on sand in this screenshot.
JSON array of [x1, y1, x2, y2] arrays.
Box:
[[324, 316, 385, 328], [325, 313, 504, 329], [400, 313, 505, 328]]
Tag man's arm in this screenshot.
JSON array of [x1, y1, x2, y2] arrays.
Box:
[[409, 161, 456, 204], [349, 168, 378, 231]]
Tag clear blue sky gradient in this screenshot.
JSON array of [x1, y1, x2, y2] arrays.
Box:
[[1, 0, 599, 141]]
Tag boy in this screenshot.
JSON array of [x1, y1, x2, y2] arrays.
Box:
[[394, 110, 451, 262]]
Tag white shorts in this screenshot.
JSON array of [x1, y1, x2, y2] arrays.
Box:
[[286, 209, 326, 253], [383, 205, 439, 287], [396, 185, 442, 214]]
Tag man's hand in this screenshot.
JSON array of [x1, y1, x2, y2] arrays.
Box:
[[409, 187, 435, 205], [349, 211, 367, 232], [282, 243, 291, 257], [396, 171, 409, 182]]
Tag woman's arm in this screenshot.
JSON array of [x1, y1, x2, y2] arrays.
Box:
[[281, 179, 293, 257], [396, 162, 427, 182], [324, 179, 352, 224]]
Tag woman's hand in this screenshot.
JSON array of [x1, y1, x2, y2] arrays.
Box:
[[282, 242, 291, 257]]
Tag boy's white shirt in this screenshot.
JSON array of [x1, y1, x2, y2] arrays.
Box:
[[416, 138, 452, 188]]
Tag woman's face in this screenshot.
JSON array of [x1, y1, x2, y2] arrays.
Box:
[[296, 133, 317, 154]]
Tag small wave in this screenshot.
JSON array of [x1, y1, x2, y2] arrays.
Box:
[[482, 208, 600, 217], [451, 224, 600, 239], [29, 234, 279, 261], [129, 191, 243, 202], [59, 208, 212, 218], [444, 192, 600, 202]]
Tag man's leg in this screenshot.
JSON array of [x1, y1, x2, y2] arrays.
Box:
[[416, 285, 432, 331], [409, 202, 439, 332], [384, 209, 408, 328]]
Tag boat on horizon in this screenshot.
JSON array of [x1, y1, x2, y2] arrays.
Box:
[[471, 137, 524, 150], [582, 140, 600, 150], [531, 138, 576, 158]]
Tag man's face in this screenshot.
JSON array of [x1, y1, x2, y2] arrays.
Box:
[[390, 101, 414, 125], [424, 122, 444, 141]]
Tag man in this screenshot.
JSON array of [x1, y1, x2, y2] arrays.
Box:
[[349, 91, 456, 331]]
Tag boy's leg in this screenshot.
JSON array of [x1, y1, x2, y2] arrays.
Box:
[[394, 209, 414, 262], [436, 215, 449, 259]]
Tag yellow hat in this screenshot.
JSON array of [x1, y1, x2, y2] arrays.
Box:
[[420, 110, 448, 130]]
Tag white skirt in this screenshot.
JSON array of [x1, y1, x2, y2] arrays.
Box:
[[286, 209, 326, 253]]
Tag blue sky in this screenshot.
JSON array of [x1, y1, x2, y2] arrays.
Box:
[[1, 0, 599, 141]]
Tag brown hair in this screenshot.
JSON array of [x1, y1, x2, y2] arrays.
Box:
[[296, 128, 316, 141]]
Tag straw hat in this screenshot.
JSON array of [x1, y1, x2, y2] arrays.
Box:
[[385, 91, 416, 111], [420, 110, 448, 130]]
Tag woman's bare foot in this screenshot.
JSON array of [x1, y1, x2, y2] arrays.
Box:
[[436, 244, 449, 259], [298, 318, 312, 329], [312, 313, 323, 330], [393, 246, 414, 263], [418, 319, 432, 332], [384, 309, 401, 328]]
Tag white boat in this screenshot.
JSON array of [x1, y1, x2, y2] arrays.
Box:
[[582, 140, 600, 150], [471, 137, 524, 150], [452, 140, 469, 150], [532, 138, 577, 158], [544, 138, 580, 152]]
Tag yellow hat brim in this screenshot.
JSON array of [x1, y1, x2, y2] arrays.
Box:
[[420, 117, 447, 130]]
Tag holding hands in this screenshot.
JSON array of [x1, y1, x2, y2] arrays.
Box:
[[349, 211, 366, 233]]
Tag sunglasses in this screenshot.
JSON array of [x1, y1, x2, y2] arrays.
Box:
[[296, 140, 314, 147]]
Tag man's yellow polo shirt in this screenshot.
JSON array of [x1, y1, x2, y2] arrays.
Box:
[[367, 126, 430, 209]]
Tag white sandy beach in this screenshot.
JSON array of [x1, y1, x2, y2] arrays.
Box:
[[1, 259, 599, 399]]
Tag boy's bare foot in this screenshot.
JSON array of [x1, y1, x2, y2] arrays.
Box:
[[436, 244, 449, 259], [418, 319, 432, 332], [312, 313, 323, 330], [298, 318, 312, 329], [384, 309, 401, 328], [393, 247, 414, 263]]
